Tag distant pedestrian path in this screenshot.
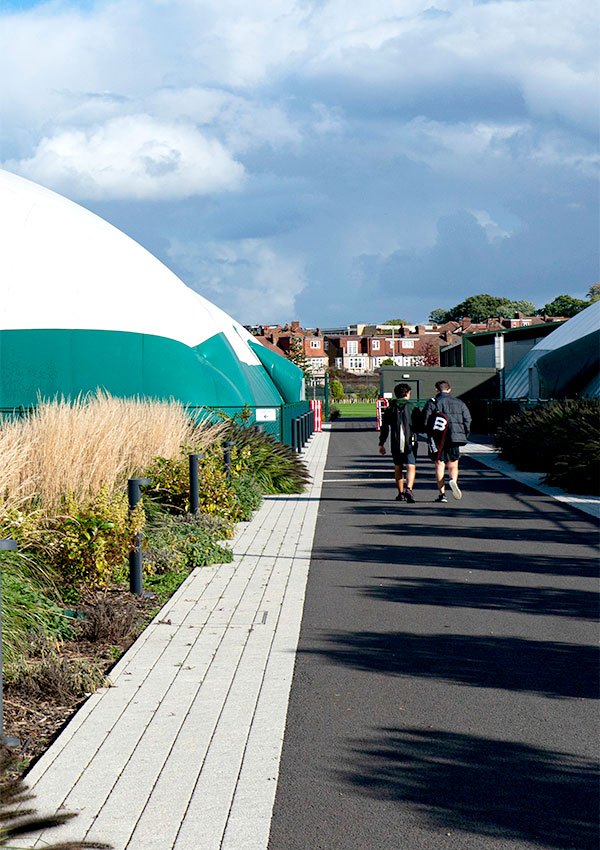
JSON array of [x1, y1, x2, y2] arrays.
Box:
[[14, 420, 599, 850], [269, 419, 599, 850]]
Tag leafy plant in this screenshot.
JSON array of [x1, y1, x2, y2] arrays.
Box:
[[45, 488, 145, 587], [330, 379, 344, 401], [220, 422, 310, 494], [494, 400, 600, 495], [6, 634, 106, 702], [144, 510, 233, 574], [0, 551, 73, 669], [231, 474, 263, 521]]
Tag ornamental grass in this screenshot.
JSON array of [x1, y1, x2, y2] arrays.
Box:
[[0, 391, 225, 516]]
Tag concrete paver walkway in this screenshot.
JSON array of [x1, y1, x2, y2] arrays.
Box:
[[15, 429, 330, 850]]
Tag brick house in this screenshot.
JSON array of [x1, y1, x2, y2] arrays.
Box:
[[257, 321, 329, 376]]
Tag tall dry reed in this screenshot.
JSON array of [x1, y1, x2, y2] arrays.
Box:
[[0, 392, 225, 515]]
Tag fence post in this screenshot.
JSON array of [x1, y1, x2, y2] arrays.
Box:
[[295, 418, 302, 453], [0, 540, 20, 747], [128, 478, 151, 595], [189, 453, 205, 514]]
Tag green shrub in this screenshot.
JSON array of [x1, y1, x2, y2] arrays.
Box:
[[144, 511, 233, 574], [5, 634, 106, 701], [331, 379, 344, 401], [44, 487, 144, 588], [220, 422, 310, 494], [231, 474, 263, 521], [495, 399, 600, 495], [0, 552, 73, 668], [329, 405, 340, 421]]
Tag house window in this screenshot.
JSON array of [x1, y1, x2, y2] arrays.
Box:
[[349, 357, 365, 369], [347, 340, 359, 355], [401, 339, 414, 349], [310, 339, 320, 349], [372, 340, 380, 350]]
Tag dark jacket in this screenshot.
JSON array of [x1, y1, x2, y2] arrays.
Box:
[[379, 399, 421, 452], [422, 392, 471, 445]]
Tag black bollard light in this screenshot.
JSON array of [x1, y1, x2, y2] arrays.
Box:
[[0, 540, 20, 747], [223, 441, 235, 476], [189, 453, 205, 514], [128, 478, 151, 595]]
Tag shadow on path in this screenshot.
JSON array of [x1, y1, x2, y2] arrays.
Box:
[[301, 631, 599, 699], [359, 576, 599, 621], [339, 727, 600, 849], [311, 542, 599, 579]]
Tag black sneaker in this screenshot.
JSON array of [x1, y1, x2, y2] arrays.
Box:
[[395, 492, 405, 501], [435, 493, 448, 503], [404, 487, 416, 503]]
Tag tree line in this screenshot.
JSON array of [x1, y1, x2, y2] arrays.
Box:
[[428, 285, 599, 324]]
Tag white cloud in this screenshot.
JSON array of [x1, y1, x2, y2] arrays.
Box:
[[168, 237, 307, 323], [3, 115, 245, 200], [469, 209, 511, 242]]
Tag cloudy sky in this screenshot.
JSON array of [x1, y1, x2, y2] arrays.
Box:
[[1, 0, 598, 326]]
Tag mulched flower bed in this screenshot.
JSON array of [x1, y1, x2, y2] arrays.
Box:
[[3, 588, 160, 781]]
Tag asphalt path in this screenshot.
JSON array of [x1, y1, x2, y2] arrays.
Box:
[[268, 419, 600, 850]]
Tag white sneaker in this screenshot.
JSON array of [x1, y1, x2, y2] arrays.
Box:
[[449, 479, 462, 500]]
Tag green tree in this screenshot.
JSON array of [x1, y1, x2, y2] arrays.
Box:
[[384, 318, 408, 326], [507, 299, 536, 316], [587, 283, 600, 303], [330, 379, 344, 400], [285, 337, 311, 378], [380, 358, 394, 366], [429, 308, 449, 324], [536, 295, 588, 318]]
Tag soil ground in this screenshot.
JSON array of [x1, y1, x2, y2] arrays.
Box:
[[3, 586, 164, 781]]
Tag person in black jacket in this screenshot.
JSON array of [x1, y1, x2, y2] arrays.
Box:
[[422, 380, 471, 502], [378, 383, 422, 502]]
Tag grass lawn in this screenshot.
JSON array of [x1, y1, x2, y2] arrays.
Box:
[[336, 402, 376, 418]]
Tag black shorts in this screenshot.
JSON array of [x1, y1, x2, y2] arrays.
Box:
[[392, 445, 417, 467], [434, 444, 461, 463]]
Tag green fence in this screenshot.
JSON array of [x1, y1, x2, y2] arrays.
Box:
[[280, 400, 311, 446], [189, 401, 313, 445], [186, 405, 283, 441]]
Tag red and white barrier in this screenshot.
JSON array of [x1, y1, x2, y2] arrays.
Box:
[[376, 397, 389, 430], [310, 399, 323, 431]]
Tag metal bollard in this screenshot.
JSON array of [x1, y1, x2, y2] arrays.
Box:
[[223, 441, 235, 476], [255, 424, 265, 434], [0, 540, 20, 747], [189, 453, 205, 514], [295, 418, 302, 452], [128, 478, 151, 595]]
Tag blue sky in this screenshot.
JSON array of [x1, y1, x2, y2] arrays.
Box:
[[1, 0, 598, 326]]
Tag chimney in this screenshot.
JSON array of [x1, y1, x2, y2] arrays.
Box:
[[416, 325, 425, 335], [291, 320, 300, 331], [462, 316, 471, 330]]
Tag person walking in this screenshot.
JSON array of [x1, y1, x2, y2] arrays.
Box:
[[423, 380, 471, 502], [378, 383, 421, 502]]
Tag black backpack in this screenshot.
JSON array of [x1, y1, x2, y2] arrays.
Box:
[[426, 409, 449, 459]]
